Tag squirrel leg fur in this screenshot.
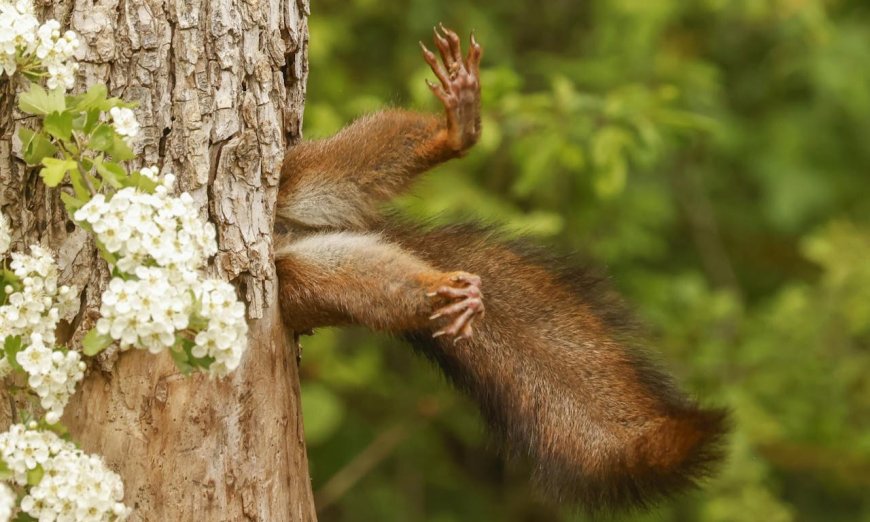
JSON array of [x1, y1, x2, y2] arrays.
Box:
[[277, 27, 481, 231], [273, 26, 727, 513], [275, 231, 484, 339]]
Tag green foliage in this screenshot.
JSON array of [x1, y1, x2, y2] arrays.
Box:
[[17, 84, 65, 116], [19, 127, 57, 165], [16, 83, 144, 217], [25, 466, 43, 487], [39, 157, 76, 187], [301, 1, 870, 521], [169, 337, 216, 376], [3, 336, 23, 372], [81, 329, 113, 357]]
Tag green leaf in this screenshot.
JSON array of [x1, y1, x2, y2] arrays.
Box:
[[19, 127, 57, 166], [591, 126, 632, 198], [18, 84, 65, 115], [170, 339, 193, 375], [82, 108, 101, 134], [60, 192, 87, 215], [13, 512, 39, 522], [89, 124, 115, 152], [108, 134, 135, 161], [68, 166, 90, 200], [68, 84, 108, 111], [593, 158, 627, 198], [94, 158, 127, 189], [43, 111, 74, 141], [39, 158, 77, 187], [82, 328, 113, 356], [1, 268, 22, 295], [18, 127, 34, 149], [4, 335, 24, 372], [95, 241, 118, 265], [0, 458, 12, 481], [128, 170, 159, 193], [26, 464, 44, 486]]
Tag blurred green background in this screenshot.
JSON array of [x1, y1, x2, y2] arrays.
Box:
[[297, 1, 870, 521]]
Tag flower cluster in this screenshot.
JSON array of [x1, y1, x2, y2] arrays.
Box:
[[0, 0, 37, 77], [0, 243, 82, 422], [34, 19, 79, 90], [76, 173, 247, 376], [0, 213, 9, 255], [108, 107, 139, 143], [75, 175, 216, 273], [0, 0, 79, 90], [1, 244, 78, 346], [192, 279, 248, 376], [0, 424, 130, 521], [17, 333, 85, 423], [97, 266, 194, 354]]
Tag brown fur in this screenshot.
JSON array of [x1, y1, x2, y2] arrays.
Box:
[[390, 223, 727, 510], [277, 110, 454, 230], [274, 27, 727, 512]]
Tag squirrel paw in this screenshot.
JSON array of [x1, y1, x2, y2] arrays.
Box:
[[427, 271, 485, 343], [419, 24, 482, 152]]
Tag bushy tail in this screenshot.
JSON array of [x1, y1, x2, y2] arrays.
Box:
[[390, 223, 729, 511]]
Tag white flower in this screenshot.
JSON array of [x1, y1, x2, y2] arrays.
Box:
[[192, 278, 248, 377], [0, 424, 54, 483], [0, 213, 10, 254], [0, 482, 14, 522], [139, 165, 159, 180], [14, 333, 84, 423], [73, 181, 247, 377], [0, 0, 38, 77], [98, 267, 193, 353], [17, 333, 52, 374], [109, 107, 139, 141], [74, 193, 108, 224], [33, 19, 80, 90], [0, 2, 79, 89], [76, 186, 217, 274], [0, 244, 78, 346], [0, 425, 130, 521], [94, 257, 246, 376]]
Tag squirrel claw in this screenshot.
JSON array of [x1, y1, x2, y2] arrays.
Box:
[[429, 271, 484, 342], [421, 24, 482, 153]]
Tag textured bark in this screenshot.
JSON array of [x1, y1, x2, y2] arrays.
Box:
[[0, 0, 315, 520]]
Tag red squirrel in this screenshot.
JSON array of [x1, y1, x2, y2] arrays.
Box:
[[274, 25, 728, 511]]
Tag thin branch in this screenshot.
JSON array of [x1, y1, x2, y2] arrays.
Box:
[[672, 154, 742, 300], [314, 423, 413, 513]]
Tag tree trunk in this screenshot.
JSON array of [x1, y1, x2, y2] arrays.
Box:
[[0, 0, 316, 520]]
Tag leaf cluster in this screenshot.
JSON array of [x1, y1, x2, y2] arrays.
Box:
[[17, 84, 152, 216]]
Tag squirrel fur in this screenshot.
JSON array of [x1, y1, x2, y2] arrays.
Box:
[[274, 25, 728, 512]]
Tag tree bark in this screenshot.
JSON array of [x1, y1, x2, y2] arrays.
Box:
[[0, 0, 316, 520]]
